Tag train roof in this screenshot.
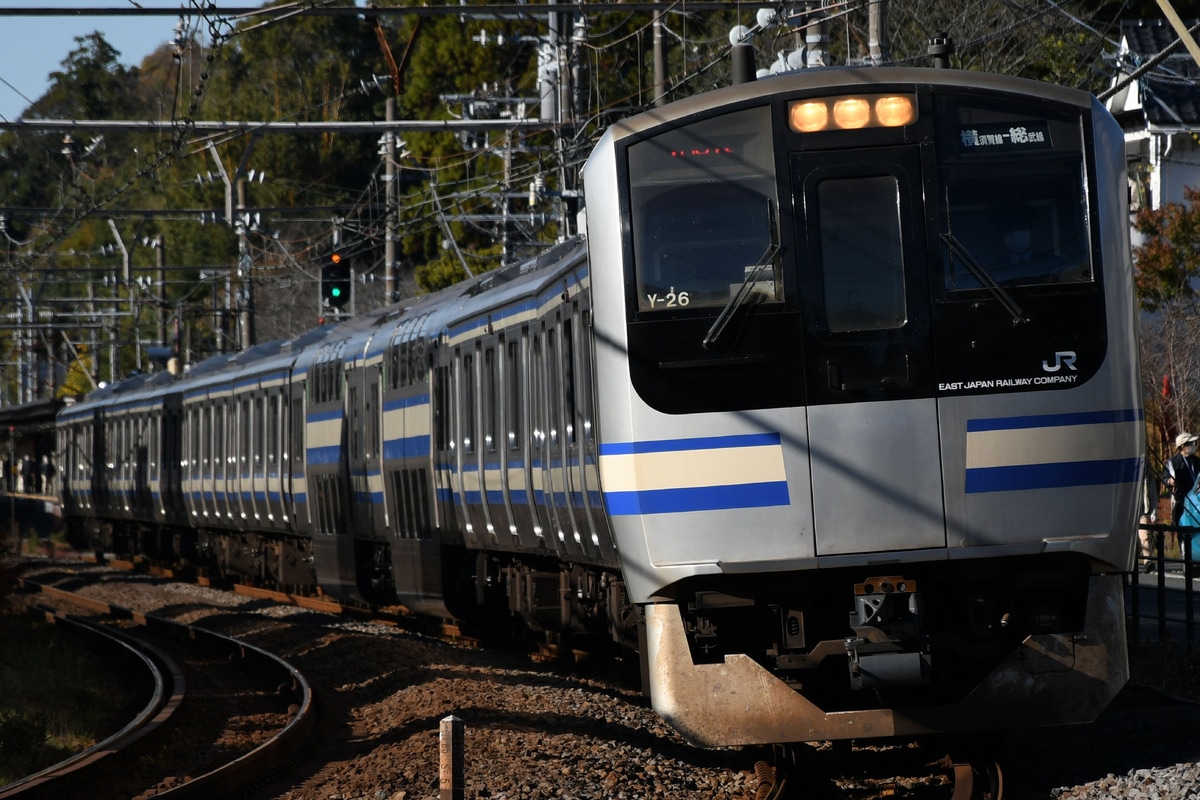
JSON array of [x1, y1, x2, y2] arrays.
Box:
[[603, 66, 1098, 143], [0, 396, 64, 434]]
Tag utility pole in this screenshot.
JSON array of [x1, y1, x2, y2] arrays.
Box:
[[105, 219, 127, 380], [653, 11, 666, 106], [805, 2, 829, 68], [154, 235, 166, 348], [237, 176, 255, 350], [385, 97, 398, 303], [868, 0, 889, 66]]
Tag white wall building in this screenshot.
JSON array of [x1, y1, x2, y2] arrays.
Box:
[[1105, 18, 1200, 222]]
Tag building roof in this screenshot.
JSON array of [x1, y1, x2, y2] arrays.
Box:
[[1109, 19, 1200, 130]]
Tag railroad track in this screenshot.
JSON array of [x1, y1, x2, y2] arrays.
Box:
[[2, 577, 315, 800], [9, 561, 1009, 800], [755, 739, 1004, 800]]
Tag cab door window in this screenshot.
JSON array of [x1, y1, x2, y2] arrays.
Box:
[[817, 175, 906, 332]]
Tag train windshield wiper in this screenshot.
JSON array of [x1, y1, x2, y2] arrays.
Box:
[[941, 233, 1030, 326], [703, 202, 780, 350]]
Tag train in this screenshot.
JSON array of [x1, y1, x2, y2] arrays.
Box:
[[55, 65, 1143, 748]]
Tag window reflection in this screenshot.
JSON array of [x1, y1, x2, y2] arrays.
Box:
[[943, 165, 1091, 291], [818, 176, 906, 332], [628, 106, 780, 313]]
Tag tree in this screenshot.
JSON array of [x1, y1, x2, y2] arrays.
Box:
[[1132, 186, 1200, 478], [1132, 186, 1200, 312]]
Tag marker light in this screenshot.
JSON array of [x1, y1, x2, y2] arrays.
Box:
[[790, 101, 828, 133], [788, 94, 918, 133], [875, 95, 916, 127], [833, 98, 871, 129]]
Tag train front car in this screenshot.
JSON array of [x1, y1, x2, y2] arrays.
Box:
[[584, 68, 1142, 746]]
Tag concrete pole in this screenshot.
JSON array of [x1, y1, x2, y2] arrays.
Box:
[[439, 715, 464, 800], [155, 235, 166, 347], [385, 97, 398, 304]]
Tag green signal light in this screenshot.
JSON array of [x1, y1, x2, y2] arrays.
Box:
[[331, 287, 342, 297]]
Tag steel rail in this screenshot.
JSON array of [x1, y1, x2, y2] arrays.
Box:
[[7, 578, 317, 799]]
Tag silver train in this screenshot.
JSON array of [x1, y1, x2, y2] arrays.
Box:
[[57, 66, 1143, 747]]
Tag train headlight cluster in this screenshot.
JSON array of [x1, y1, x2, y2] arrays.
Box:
[[789, 94, 916, 133]]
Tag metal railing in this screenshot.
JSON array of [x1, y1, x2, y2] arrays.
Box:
[[1127, 522, 1197, 646]]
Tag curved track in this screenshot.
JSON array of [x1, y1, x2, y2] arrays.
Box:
[[4, 578, 316, 799]]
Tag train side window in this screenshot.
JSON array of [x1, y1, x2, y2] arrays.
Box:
[[201, 405, 209, 474], [242, 398, 251, 470], [349, 386, 360, 460], [578, 311, 595, 442], [434, 365, 450, 452], [461, 352, 475, 455], [627, 105, 780, 313], [507, 336, 522, 450], [817, 175, 907, 332], [366, 380, 378, 460], [269, 393, 279, 468], [531, 333, 545, 457], [255, 396, 265, 468], [547, 328, 560, 450], [484, 346, 498, 453], [292, 396, 303, 470], [562, 318, 576, 447]]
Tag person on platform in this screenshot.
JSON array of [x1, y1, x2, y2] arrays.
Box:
[[19, 455, 34, 494], [40, 455, 56, 496], [1164, 432, 1200, 555]]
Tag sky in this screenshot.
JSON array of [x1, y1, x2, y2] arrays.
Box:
[[0, 1, 204, 122]]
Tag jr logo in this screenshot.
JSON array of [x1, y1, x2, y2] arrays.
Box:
[[1042, 350, 1077, 373]]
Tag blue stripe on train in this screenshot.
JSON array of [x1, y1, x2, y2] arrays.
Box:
[[604, 481, 790, 516], [965, 457, 1142, 494]]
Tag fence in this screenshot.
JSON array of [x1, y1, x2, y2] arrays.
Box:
[[1127, 522, 1197, 646]]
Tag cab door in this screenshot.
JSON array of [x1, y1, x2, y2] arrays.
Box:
[[792, 145, 946, 556]]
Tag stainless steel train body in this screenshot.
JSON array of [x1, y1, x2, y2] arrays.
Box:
[[56, 65, 1141, 749], [58, 240, 627, 629], [583, 67, 1142, 745]]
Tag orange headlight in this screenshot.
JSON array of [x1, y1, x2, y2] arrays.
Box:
[[875, 95, 916, 127], [790, 100, 829, 133], [832, 98, 871, 129], [788, 94, 917, 133]]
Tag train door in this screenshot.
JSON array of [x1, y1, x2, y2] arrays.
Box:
[[431, 359, 459, 536], [347, 376, 367, 530], [574, 307, 616, 563], [455, 346, 485, 548], [237, 395, 254, 524], [364, 369, 384, 536], [542, 318, 581, 557], [251, 394, 266, 523], [162, 395, 184, 525], [481, 341, 513, 544], [527, 325, 552, 552], [205, 400, 218, 520], [94, 408, 111, 514], [558, 308, 591, 558], [289, 383, 306, 530], [504, 329, 542, 551], [791, 145, 945, 556], [264, 389, 283, 527]]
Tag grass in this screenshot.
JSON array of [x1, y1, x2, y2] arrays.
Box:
[[0, 613, 145, 787], [0, 547, 144, 788]]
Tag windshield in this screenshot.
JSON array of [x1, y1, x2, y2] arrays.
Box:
[[628, 105, 780, 313], [938, 98, 1092, 292]]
